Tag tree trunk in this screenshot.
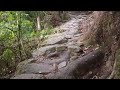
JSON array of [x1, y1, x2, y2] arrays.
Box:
[[36, 16, 41, 31], [80, 11, 120, 78], [16, 12, 22, 62], [46, 49, 104, 79]]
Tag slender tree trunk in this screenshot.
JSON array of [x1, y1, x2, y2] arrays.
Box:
[[36, 16, 41, 31], [16, 12, 22, 62]]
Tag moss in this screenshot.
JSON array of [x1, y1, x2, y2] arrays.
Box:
[[14, 59, 34, 75]]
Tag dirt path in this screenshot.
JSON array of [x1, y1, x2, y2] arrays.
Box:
[[11, 12, 115, 79]]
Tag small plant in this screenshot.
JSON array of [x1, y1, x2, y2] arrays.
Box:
[[1, 49, 15, 67], [0, 48, 15, 77]]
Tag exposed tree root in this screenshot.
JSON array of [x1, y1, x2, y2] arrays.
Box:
[[46, 49, 104, 79]]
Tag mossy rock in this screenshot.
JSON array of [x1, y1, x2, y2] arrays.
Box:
[[15, 58, 35, 75]]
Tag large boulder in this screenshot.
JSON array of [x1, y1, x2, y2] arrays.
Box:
[[42, 34, 68, 45], [15, 63, 54, 75], [32, 45, 57, 58], [15, 58, 35, 75], [32, 44, 68, 58]]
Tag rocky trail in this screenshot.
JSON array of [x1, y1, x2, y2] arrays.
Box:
[[11, 12, 115, 79]]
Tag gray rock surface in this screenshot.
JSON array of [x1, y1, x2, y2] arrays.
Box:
[[12, 12, 89, 79], [32, 45, 57, 57], [11, 74, 44, 79], [43, 35, 68, 45], [16, 63, 54, 74], [58, 61, 67, 69]]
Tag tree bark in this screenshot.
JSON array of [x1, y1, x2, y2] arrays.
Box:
[[16, 12, 22, 62], [46, 49, 104, 79], [80, 11, 120, 79], [36, 16, 41, 30]]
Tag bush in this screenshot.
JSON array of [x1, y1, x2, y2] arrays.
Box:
[[0, 48, 15, 77], [1, 49, 15, 67]]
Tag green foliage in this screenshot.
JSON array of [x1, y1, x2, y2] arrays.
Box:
[[0, 11, 69, 78], [0, 29, 15, 47], [30, 28, 54, 39], [1, 49, 15, 66], [39, 29, 54, 37], [0, 48, 15, 77]]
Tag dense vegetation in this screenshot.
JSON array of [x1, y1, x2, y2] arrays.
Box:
[[2, 11, 120, 79], [0, 11, 69, 78]]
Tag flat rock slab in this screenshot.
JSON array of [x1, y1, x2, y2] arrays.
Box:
[[32, 45, 57, 57], [11, 74, 44, 79], [15, 63, 54, 75], [43, 35, 68, 45]]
